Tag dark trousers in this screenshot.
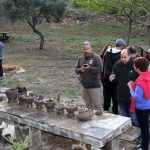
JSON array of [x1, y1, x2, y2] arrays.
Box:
[[103, 78, 118, 114], [119, 101, 139, 127], [0, 59, 3, 77], [136, 108, 150, 150], [118, 101, 130, 117]]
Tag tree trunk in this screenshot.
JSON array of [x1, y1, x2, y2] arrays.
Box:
[[147, 26, 150, 47], [33, 28, 44, 50], [26, 20, 44, 50], [127, 18, 132, 46], [147, 13, 150, 47]]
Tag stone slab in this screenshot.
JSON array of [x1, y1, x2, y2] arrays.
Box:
[[0, 105, 131, 148], [3, 108, 30, 116], [119, 126, 140, 141], [0, 105, 13, 111], [0, 87, 9, 93], [23, 112, 50, 122]]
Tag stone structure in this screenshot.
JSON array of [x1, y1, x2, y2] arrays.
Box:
[[0, 106, 131, 150], [0, 87, 131, 150]]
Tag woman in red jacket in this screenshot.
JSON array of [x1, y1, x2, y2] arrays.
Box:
[[128, 57, 150, 150]]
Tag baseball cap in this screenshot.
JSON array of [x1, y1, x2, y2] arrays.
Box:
[[115, 39, 126, 46]]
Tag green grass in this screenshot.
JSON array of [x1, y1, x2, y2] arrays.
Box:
[[1, 16, 148, 99], [1, 76, 21, 86]]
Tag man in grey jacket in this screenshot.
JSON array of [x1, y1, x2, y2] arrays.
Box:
[[75, 41, 103, 115], [0, 40, 4, 77]]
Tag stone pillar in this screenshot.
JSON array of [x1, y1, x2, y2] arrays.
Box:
[[14, 123, 29, 141], [29, 127, 42, 150], [102, 138, 119, 150]]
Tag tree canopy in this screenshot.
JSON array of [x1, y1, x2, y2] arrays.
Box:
[[68, 0, 150, 46], [1, 0, 66, 49]]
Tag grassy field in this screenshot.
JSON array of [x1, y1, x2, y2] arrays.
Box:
[[0, 14, 148, 101]]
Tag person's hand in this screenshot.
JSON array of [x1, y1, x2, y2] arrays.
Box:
[[109, 74, 116, 82], [83, 64, 90, 70], [80, 66, 86, 72], [127, 81, 133, 90], [80, 64, 90, 72]]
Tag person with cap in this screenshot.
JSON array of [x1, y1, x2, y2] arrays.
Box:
[[75, 41, 103, 115], [0, 40, 4, 77], [103, 39, 126, 114]]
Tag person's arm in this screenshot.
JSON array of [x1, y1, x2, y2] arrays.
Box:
[[89, 56, 103, 74], [75, 58, 82, 74], [109, 74, 116, 81], [130, 84, 145, 102], [75, 57, 87, 74], [109, 61, 118, 82]]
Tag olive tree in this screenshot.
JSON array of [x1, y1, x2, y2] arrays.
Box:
[[117, 0, 150, 46], [136, 0, 150, 46], [117, 0, 142, 45], [1, 0, 66, 49]]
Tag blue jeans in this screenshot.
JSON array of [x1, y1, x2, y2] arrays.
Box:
[[118, 101, 139, 127], [118, 101, 130, 117], [130, 112, 139, 127]]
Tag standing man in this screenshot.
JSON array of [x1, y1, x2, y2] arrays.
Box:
[[0, 40, 4, 77], [109, 49, 139, 126], [75, 41, 103, 115], [103, 39, 126, 114]]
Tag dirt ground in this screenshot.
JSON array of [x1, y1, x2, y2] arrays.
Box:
[[40, 131, 138, 150]]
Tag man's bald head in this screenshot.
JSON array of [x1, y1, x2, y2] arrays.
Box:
[[121, 49, 129, 55], [121, 49, 131, 64], [83, 41, 93, 57]]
